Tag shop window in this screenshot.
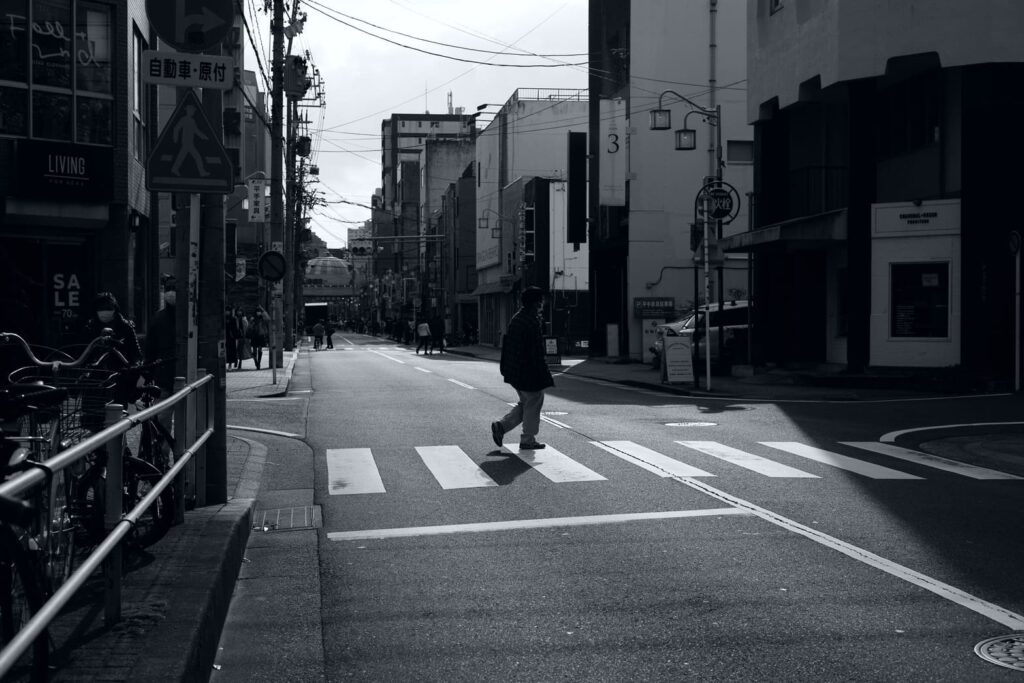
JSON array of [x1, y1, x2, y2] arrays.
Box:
[[889, 262, 949, 338], [727, 140, 754, 164], [132, 26, 146, 159], [0, 86, 28, 135], [32, 90, 71, 140], [0, 0, 28, 82], [31, 0, 72, 89], [76, 2, 111, 94], [76, 95, 109, 144]]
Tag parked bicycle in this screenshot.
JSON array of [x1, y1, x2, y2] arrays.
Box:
[[1, 382, 70, 682]]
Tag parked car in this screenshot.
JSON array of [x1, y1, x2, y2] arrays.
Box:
[[650, 300, 751, 368]]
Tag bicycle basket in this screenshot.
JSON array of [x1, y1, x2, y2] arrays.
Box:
[[8, 365, 120, 443]]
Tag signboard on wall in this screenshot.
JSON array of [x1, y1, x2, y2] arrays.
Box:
[[14, 140, 113, 201]]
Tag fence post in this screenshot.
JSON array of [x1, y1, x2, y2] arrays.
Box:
[[172, 376, 187, 525], [195, 370, 208, 508], [103, 402, 124, 626]]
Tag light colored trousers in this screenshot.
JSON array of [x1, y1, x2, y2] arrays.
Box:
[[498, 388, 546, 440]]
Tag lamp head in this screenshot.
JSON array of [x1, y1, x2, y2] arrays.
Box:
[[649, 109, 672, 130], [675, 128, 697, 151]]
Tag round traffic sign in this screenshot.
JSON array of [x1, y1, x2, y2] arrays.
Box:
[[1010, 230, 1021, 256], [146, 0, 235, 53], [257, 251, 287, 282]]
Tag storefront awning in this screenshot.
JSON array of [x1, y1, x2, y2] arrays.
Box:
[[720, 208, 847, 252], [470, 280, 514, 296]]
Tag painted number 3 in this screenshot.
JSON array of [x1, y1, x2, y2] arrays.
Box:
[[607, 133, 619, 153]]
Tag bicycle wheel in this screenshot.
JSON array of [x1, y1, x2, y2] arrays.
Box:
[[123, 456, 174, 548], [40, 469, 76, 592], [0, 525, 48, 682]]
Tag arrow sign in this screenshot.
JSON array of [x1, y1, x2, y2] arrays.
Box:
[[146, 0, 234, 53], [146, 91, 233, 193]]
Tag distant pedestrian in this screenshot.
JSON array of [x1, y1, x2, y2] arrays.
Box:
[[144, 276, 177, 392], [234, 308, 248, 368], [225, 307, 239, 369], [491, 287, 553, 451], [83, 291, 142, 365], [325, 319, 335, 349], [415, 319, 432, 354], [249, 307, 269, 369], [429, 314, 445, 354], [312, 321, 325, 351]]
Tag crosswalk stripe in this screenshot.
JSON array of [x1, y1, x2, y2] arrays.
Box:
[[415, 446, 499, 489], [504, 444, 607, 483], [326, 448, 386, 494], [761, 442, 923, 480], [676, 441, 820, 478], [842, 442, 1023, 480], [592, 440, 715, 478]]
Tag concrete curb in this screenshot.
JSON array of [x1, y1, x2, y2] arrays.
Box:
[[128, 498, 255, 682], [256, 348, 300, 398]]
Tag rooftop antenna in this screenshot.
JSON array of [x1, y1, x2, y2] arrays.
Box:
[[447, 91, 453, 115]]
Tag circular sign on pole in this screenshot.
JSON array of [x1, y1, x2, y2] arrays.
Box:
[[257, 251, 287, 282], [1009, 230, 1021, 255], [146, 0, 235, 53], [698, 181, 742, 224]]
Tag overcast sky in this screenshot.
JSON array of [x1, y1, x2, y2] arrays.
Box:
[[243, 0, 589, 248]]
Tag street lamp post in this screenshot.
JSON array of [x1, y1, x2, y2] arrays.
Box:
[[649, 89, 723, 391]]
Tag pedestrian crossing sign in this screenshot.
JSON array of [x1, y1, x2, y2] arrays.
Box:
[[147, 90, 233, 193]]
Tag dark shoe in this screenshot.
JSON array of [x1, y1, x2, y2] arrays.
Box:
[[490, 421, 504, 448], [519, 441, 546, 450]]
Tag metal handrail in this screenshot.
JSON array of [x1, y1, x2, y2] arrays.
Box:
[[0, 373, 215, 678]]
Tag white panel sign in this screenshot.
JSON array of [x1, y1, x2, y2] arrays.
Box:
[[247, 178, 267, 223], [142, 50, 234, 90], [599, 98, 626, 206]]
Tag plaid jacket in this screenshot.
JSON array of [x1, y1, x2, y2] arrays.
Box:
[[499, 307, 554, 392]]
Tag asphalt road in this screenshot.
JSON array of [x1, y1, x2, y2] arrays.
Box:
[[229, 334, 1024, 681]]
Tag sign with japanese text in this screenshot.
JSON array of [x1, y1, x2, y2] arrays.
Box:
[[633, 297, 675, 319], [247, 177, 268, 222], [142, 50, 234, 90]]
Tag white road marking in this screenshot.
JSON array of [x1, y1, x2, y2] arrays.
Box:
[[327, 508, 749, 541], [843, 442, 1022, 480], [540, 415, 572, 429], [227, 397, 303, 402], [226, 425, 302, 438], [369, 350, 406, 364], [416, 446, 498, 489], [447, 379, 475, 389], [592, 441, 715, 478], [676, 441, 819, 478], [414, 367, 432, 374], [880, 421, 1024, 443], [762, 442, 922, 480], [504, 444, 607, 483], [664, 475, 1024, 630], [665, 422, 717, 427], [326, 448, 386, 495]]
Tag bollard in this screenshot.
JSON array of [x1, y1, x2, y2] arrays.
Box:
[[172, 376, 187, 525], [103, 402, 124, 625]]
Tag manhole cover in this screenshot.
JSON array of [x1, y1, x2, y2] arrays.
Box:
[[975, 633, 1024, 671], [253, 506, 322, 533], [665, 422, 718, 427]]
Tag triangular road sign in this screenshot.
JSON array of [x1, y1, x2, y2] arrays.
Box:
[[147, 90, 233, 193]]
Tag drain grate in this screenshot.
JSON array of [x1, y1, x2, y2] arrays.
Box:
[[253, 506, 322, 533], [975, 633, 1024, 672]]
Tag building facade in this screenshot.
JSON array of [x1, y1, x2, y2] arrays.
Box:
[[0, 0, 156, 349], [474, 89, 589, 346], [588, 0, 752, 361], [725, 0, 1024, 387]]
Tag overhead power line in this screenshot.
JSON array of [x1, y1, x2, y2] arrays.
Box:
[[303, 0, 587, 68]]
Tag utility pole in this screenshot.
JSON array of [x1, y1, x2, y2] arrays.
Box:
[[270, 0, 285, 368], [282, 0, 303, 351]]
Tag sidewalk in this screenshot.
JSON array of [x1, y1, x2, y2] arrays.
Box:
[[43, 350, 301, 682]]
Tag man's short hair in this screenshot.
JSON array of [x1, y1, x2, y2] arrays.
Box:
[[521, 286, 546, 306]]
